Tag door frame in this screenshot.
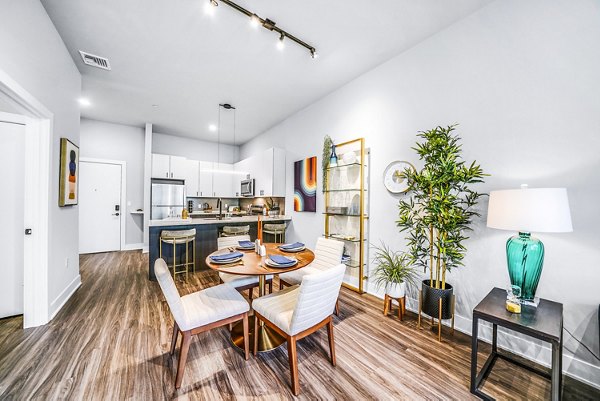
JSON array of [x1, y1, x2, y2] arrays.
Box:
[[79, 157, 127, 251], [0, 68, 52, 328]]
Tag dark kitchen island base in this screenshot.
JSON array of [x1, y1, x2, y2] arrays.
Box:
[[148, 218, 290, 280]]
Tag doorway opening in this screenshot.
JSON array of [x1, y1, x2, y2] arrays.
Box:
[[79, 158, 127, 253], [0, 68, 52, 328]]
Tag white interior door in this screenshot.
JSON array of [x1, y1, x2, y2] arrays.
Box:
[[0, 121, 25, 318], [79, 160, 122, 254]]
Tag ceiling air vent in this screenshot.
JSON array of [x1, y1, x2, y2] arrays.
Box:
[[78, 51, 111, 71]]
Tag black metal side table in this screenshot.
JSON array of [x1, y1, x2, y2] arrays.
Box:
[[471, 287, 563, 401]]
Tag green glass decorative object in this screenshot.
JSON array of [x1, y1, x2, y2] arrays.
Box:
[[506, 232, 544, 301]]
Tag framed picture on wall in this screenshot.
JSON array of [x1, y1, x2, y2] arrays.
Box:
[[293, 156, 317, 212], [58, 138, 79, 206]]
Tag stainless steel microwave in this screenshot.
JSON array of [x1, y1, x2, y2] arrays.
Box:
[[241, 178, 255, 197]]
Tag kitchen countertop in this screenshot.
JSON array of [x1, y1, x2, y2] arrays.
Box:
[[149, 215, 291, 227]]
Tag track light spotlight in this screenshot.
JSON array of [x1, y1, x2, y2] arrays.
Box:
[[214, 0, 317, 58], [204, 0, 218, 15], [277, 33, 285, 51]]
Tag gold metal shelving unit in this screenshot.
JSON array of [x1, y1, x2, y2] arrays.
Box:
[[324, 138, 369, 293]]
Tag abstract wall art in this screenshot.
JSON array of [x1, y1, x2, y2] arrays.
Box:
[[294, 156, 317, 212], [59, 138, 79, 206]]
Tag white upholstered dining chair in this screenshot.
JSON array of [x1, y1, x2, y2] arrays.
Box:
[[279, 237, 345, 313], [216, 235, 273, 299], [252, 264, 346, 396], [155, 258, 250, 389]]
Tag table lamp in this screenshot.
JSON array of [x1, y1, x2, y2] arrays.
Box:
[[487, 185, 572, 304]]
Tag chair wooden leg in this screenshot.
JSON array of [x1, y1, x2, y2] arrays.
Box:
[[242, 313, 249, 360], [327, 317, 336, 366], [248, 287, 254, 301], [334, 299, 340, 316], [175, 331, 191, 389], [253, 314, 259, 356], [268, 280, 273, 294], [170, 322, 179, 355], [279, 280, 284, 290], [287, 336, 300, 396]]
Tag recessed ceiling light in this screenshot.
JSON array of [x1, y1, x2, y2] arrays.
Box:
[[78, 98, 91, 107], [209, 124, 217, 132], [152, 104, 159, 108]]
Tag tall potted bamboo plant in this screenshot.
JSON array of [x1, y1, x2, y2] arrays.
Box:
[[397, 125, 486, 320]]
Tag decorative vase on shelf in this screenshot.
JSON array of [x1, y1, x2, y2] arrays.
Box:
[[329, 144, 338, 168]]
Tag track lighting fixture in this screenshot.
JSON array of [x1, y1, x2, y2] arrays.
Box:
[[207, 0, 318, 58]]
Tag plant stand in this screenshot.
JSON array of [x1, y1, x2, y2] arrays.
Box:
[[417, 289, 455, 342], [383, 294, 406, 321]]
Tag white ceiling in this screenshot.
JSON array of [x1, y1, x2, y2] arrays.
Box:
[[41, 0, 492, 144]]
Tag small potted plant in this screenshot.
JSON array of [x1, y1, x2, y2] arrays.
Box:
[[371, 242, 417, 298]]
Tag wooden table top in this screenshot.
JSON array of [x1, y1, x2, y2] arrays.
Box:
[[205, 243, 315, 276]]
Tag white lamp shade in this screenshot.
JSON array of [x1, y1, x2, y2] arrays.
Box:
[[487, 188, 573, 233]]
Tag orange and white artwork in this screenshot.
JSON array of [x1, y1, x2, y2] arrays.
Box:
[[59, 138, 79, 206]]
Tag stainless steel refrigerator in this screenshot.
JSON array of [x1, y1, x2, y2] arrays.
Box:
[[151, 179, 185, 220]]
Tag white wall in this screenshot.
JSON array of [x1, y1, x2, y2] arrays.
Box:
[[80, 118, 144, 247], [241, 0, 600, 387], [0, 0, 81, 317], [153, 132, 239, 163]]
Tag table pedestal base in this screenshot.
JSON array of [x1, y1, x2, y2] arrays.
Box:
[[231, 315, 286, 352]]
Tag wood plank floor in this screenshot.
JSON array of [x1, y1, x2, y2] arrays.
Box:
[[0, 251, 598, 400]]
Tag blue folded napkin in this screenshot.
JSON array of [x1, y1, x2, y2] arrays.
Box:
[[210, 251, 243, 261], [238, 240, 254, 247], [269, 255, 295, 265], [280, 242, 305, 249]]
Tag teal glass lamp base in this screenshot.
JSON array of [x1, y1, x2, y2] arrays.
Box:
[[506, 232, 545, 301]]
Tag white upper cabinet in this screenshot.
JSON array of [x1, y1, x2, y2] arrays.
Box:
[[212, 163, 233, 197], [252, 147, 286, 197], [151, 154, 171, 179], [198, 161, 214, 197], [151, 153, 188, 180], [169, 156, 187, 180], [183, 159, 199, 197]]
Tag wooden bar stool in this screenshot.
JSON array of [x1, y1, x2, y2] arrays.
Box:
[[262, 223, 286, 243], [383, 294, 406, 321], [159, 228, 196, 278]]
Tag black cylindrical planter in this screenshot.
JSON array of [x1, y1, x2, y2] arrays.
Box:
[[422, 279, 453, 320]]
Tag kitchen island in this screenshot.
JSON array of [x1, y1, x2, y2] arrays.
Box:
[[148, 215, 291, 280]]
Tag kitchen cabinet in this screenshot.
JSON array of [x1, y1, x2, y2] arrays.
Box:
[[169, 156, 187, 180], [151, 153, 188, 180], [213, 163, 234, 197], [151, 154, 171, 178], [183, 159, 199, 196], [198, 161, 213, 197], [253, 147, 286, 197]]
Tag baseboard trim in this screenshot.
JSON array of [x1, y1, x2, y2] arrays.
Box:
[[142, 246, 149, 254], [368, 290, 600, 390], [123, 242, 144, 251], [49, 274, 81, 320]]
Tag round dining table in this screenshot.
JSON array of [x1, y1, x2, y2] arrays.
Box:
[[206, 243, 315, 352]]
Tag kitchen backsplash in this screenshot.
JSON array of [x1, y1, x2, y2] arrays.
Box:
[[187, 196, 285, 214]]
